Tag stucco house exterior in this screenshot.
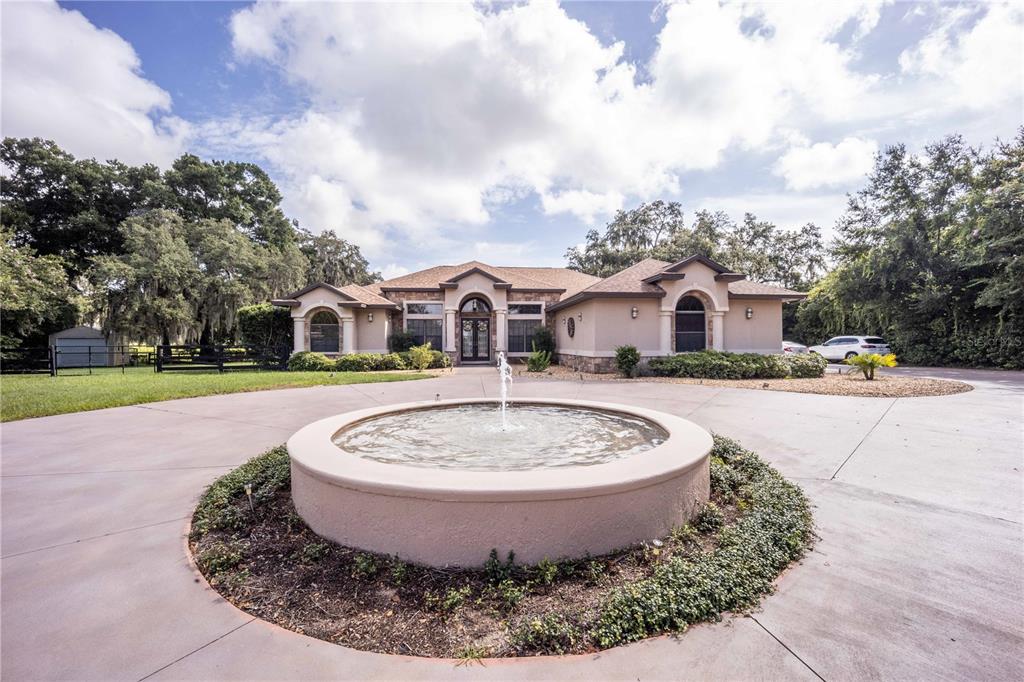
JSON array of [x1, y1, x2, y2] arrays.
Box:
[[271, 256, 804, 372]]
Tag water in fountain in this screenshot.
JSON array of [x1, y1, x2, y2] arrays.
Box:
[[497, 351, 513, 430]]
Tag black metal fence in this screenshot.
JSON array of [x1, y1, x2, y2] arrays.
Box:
[[154, 345, 290, 373], [0, 345, 289, 375]]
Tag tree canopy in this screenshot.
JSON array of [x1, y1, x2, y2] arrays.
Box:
[[0, 137, 379, 345]]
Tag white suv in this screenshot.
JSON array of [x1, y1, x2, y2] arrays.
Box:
[[808, 336, 891, 362]]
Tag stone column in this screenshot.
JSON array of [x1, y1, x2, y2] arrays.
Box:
[[659, 310, 673, 355], [444, 309, 456, 352], [341, 317, 355, 354], [711, 311, 725, 351], [495, 309, 507, 352], [292, 315, 305, 354]]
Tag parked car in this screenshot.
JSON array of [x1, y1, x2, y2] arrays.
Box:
[[808, 336, 891, 362], [782, 340, 808, 354]]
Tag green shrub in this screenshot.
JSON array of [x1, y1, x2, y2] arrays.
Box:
[[532, 326, 556, 355], [484, 549, 516, 584], [591, 436, 812, 648], [649, 350, 789, 380], [511, 613, 582, 655], [351, 552, 379, 578], [781, 352, 827, 378], [197, 540, 247, 575], [377, 352, 406, 370], [407, 342, 435, 370], [287, 351, 334, 371], [614, 345, 641, 377], [191, 446, 291, 538], [300, 541, 330, 563], [427, 585, 471, 614], [526, 342, 552, 372], [388, 330, 417, 352], [693, 501, 724, 533], [237, 303, 292, 350], [532, 558, 559, 585], [493, 578, 526, 610], [335, 353, 379, 372]]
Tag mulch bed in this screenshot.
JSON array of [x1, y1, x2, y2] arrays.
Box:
[[189, 439, 812, 659], [521, 364, 973, 398]]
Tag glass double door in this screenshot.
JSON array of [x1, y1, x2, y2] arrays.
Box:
[[460, 318, 490, 362]]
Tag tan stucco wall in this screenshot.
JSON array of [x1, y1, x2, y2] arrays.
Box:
[[354, 310, 390, 354], [553, 299, 596, 354], [592, 299, 662, 355], [658, 261, 730, 313], [442, 273, 507, 311], [723, 299, 783, 353]]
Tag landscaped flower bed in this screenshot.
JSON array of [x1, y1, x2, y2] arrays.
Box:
[[189, 436, 814, 658]]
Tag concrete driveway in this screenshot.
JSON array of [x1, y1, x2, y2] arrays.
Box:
[[2, 368, 1022, 681]]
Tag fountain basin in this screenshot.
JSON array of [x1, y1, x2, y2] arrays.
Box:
[[287, 398, 712, 567]]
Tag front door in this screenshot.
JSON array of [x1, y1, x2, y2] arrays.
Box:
[[461, 318, 490, 362]]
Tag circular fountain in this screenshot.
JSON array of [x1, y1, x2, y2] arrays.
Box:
[[287, 358, 713, 566]]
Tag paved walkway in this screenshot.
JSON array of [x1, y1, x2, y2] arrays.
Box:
[[2, 369, 1022, 680]]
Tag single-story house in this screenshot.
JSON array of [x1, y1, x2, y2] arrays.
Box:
[[271, 255, 805, 372]]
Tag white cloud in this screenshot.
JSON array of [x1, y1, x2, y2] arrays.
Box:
[[899, 2, 1024, 111], [219, 0, 896, 256], [0, 1, 188, 165], [694, 192, 850, 239], [774, 137, 878, 190]]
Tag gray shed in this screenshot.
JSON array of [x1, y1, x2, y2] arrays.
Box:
[[48, 326, 115, 368]]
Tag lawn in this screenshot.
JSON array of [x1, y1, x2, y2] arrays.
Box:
[[0, 367, 431, 422]]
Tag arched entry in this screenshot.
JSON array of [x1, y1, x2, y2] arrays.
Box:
[[675, 295, 706, 352], [459, 296, 491, 362], [309, 310, 340, 353]]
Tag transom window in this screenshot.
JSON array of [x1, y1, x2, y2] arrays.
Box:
[[406, 302, 442, 315], [460, 297, 491, 314], [508, 303, 542, 316], [309, 310, 340, 353]]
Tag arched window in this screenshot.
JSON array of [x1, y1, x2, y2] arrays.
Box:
[[460, 297, 491, 314], [675, 295, 706, 352], [309, 310, 340, 353]]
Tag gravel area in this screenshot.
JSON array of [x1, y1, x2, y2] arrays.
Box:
[[519, 364, 973, 398]]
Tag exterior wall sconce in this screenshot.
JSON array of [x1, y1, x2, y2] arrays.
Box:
[[631, 306, 638, 319], [577, 312, 583, 322], [745, 307, 753, 319], [367, 312, 374, 323]]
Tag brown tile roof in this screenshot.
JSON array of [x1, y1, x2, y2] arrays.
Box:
[[367, 261, 600, 298], [338, 284, 401, 307], [726, 281, 806, 299]]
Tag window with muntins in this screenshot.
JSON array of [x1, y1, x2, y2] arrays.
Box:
[[309, 310, 340, 353], [507, 319, 543, 353], [406, 318, 442, 349]]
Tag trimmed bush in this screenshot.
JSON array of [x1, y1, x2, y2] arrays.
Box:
[[397, 348, 450, 369], [237, 303, 292, 350], [781, 352, 827, 378], [649, 350, 789, 380], [388, 330, 417, 352], [532, 326, 556, 355], [287, 351, 334, 371], [526, 342, 552, 372], [336, 353, 380, 372], [614, 345, 641, 377], [376, 353, 407, 370]]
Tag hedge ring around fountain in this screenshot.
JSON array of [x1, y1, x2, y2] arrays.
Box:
[[287, 396, 713, 567]]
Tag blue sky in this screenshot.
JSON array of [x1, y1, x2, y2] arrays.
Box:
[[3, 1, 1021, 278]]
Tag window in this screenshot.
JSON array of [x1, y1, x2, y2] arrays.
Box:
[[674, 295, 706, 352], [309, 310, 340, 353], [508, 319, 543, 353], [406, 303, 442, 315], [865, 337, 886, 345], [406, 318, 442, 349], [508, 303, 542, 315], [460, 297, 491, 313]]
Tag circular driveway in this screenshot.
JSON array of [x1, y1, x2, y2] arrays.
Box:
[[2, 368, 1022, 680]]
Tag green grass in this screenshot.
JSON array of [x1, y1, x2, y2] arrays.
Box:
[[0, 367, 431, 422]]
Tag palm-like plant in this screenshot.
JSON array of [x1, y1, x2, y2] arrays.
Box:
[[845, 352, 897, 380]]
